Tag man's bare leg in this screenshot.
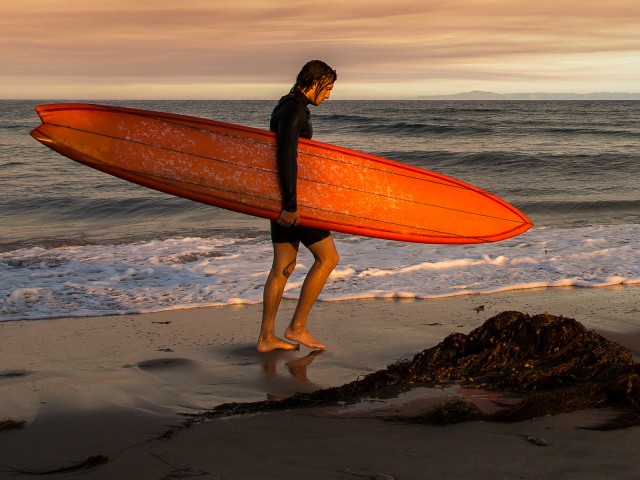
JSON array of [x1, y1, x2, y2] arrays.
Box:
[[257, 242, 300, 352], [285, 236, 339, 349]]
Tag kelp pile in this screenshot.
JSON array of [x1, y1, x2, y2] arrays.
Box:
[[202, 312, 640, 429], [0, 419, 25, 431]]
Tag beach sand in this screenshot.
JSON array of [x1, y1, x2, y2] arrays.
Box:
[[0, 285, 639, 479]]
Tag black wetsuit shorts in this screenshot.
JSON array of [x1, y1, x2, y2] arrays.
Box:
[[270, 221, 331, 248]]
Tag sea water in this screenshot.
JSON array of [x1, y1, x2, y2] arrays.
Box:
[[1, 100, 639, 321]]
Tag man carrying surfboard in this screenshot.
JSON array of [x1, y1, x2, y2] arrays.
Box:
[[256, 60, 339, 352]]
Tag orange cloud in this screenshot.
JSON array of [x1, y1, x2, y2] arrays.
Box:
[[1, 1, 639, 98]]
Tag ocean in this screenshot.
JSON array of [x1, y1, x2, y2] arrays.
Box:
[[1, 100, 639, 322]]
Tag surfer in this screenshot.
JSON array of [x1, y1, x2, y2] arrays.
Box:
[[257, 60, 339, 352]]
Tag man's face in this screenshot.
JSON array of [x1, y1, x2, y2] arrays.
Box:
[[306, 82, 334, 106]]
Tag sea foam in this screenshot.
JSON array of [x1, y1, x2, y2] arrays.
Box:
[[1, 224, 638, 321]]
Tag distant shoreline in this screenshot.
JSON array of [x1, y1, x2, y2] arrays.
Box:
[[416, 90, 640, 100]]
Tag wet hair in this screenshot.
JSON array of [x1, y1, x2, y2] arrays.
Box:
[[290, 60, 337, 100]]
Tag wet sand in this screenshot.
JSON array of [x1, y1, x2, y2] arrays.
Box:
[[0, 285, 638, 479]]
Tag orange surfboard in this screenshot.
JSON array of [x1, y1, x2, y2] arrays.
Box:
[[31, 103, 532, 244]]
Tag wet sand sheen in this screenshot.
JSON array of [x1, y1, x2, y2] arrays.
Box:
[[0, 285, 638, 479]]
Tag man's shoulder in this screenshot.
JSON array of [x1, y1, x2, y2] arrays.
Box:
[[277, 92, 307, 110], [272, 92, 308, 122]]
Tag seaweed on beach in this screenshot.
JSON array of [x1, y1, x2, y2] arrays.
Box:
[[198, 311, 640, 429], [0, 455, 108, 475], [396, 400, 484, 425], [0, 418, 26, 431]]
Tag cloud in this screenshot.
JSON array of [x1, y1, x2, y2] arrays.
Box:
[[2, 1, 640, 98]]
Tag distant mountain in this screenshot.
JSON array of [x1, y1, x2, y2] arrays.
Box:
[[417, 91, 640, 100]]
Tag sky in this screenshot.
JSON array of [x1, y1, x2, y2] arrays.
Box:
[[2, 0, 640, 100]]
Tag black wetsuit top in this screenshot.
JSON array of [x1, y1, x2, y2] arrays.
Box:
[[269, 90, 312, 212]]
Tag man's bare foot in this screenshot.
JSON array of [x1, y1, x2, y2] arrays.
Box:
[[284, 327, 326, 349], [256, 336, 299, 353]]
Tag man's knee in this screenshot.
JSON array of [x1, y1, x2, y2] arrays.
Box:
[[281, 259, 296, 278], [308, 238, 339, 271], [328, 250, 339, 270], [318, 250, 339, 271]]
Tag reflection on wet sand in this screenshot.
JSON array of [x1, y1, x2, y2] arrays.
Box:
[[257, 350, 325, 401]]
